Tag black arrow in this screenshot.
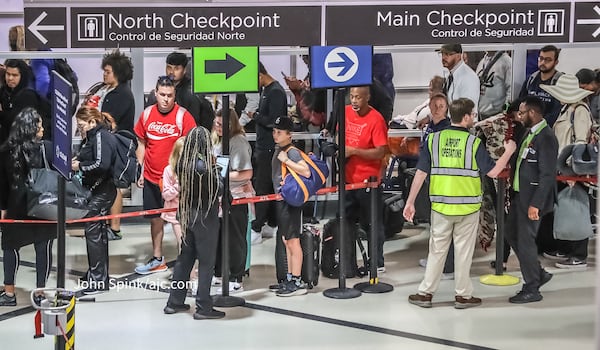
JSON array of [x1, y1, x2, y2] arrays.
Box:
[[205, 54, 246, 79]]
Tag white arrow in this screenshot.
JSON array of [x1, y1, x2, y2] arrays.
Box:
[[576, 5, 600, 38], [28, 11, 65, 44]]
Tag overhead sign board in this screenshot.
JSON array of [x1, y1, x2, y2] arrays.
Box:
[[326, 3, 570, 45], [310, 45, 372, 89], [52, 71, 73, 180], [24, 7, 67, 49], [574, 2, 600, 42], [63, 6, 319, 48], [192, 46, 259, 94]]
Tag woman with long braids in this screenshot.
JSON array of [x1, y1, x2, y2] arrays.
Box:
[[0, 107, 55, 306], [164, 126, 225, 320], [72, 106, 118, 295]]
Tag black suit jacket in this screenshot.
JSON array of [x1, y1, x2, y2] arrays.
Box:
[[511, 125, 558, 215]]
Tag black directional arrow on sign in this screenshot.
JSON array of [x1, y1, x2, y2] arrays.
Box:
[[205, 54, 246, 79]]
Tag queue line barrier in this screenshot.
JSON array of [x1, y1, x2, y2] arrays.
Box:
[[0, 175, 594, 225], [0, 181, 380, 225]]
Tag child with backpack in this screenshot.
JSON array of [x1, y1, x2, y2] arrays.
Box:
[[161, 137, 185, 253], [271, 116, 311, 297]]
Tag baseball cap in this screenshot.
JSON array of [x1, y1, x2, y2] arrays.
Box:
[[270, 116, 294, 131], [436, 43, 462, 54]]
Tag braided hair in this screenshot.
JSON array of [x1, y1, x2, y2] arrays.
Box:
[[0, 107, 44, 186], [175, 127, 220, 239]]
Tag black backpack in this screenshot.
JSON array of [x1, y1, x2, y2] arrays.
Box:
[[111, 130, 141, 188], [321, 218, 368, 279], [53, 59, 80, 116]]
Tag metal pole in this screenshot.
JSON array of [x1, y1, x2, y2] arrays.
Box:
[[354, 176, 393, 293], [56, 178, 66, 349], [213, 95, 244, 307], [323, 88, 360, 299], [495, 178, 506, 276]]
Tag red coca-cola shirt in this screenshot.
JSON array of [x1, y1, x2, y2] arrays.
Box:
[[134, 104, 196, 184]]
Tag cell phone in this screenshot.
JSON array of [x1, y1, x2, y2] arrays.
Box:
[[216, 156, 229, 178]]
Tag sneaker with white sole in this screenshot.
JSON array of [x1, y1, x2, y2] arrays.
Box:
[[543, 251, 568, 260], [441, 272, 455, 280], [555, 257, 587, 269], [134, 256, 168, 275], [211, 276, 222, 286], [216, 281, 243, 294], [377, 266, 386, 273], [250, 230, 262, 245], [418, 258, 427, 267]]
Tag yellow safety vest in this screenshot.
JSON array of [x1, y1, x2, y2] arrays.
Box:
[[427, 129, 482, 216]]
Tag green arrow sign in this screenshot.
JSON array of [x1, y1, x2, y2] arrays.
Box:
[[193, 46, 259, 94]]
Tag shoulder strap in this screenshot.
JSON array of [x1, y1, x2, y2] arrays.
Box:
[[142, 105, 153, 126], [570, 102, 593, 143], [175, 106, 186, 135], [479, 51, 504, 83], [551, 71, 564, 85], [526, 71, 539, 89]]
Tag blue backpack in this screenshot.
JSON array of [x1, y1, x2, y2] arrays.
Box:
[[280, 146, 329, 207]]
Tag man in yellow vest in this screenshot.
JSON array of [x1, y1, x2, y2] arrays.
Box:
[[404, 98, 516, 309]]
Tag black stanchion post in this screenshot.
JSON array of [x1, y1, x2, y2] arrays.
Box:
[[494, 178, 506, 276], [323, 88, 361, 299], [354, 176, 393, 293], [213, 95, 245, 307], [479, 174, 519, 286], [56, 178, 66, 350]]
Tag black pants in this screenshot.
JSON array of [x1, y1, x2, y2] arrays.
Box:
[[3, 240, 53, 287], [506, 194, 544, 292], [84, 184, 116, 286], [215, 203, 248, 282], [251, 148, 276, 232], [346, 187, 385, 267], [168, 208, 220, 311]]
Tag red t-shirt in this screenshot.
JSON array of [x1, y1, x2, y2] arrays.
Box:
[[345, 105, 388, 184], [134, 104, 196, 184]]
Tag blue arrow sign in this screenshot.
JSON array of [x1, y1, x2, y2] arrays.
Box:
[[310, 45, 372, 89], [328, 52, 354, 76]]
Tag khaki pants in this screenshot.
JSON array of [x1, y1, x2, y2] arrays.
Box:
[[418, 211, 479, 298]]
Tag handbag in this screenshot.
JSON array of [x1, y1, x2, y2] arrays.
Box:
[[26, 144, 91, 220], [280, 147, 329, 207], [553, 184, 594, 241]]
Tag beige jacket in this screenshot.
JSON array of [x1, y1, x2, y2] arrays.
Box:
[[552, 102, 592, 155]]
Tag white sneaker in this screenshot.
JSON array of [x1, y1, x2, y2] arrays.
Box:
[[377, 266, 386, 273], [211, 276, 222, 286], [261, 225, 277, 238], [441, 273, 454, 280], [418, 258, 427, 268], [216, 281, 243, 294], [250, 230, 262, 245]]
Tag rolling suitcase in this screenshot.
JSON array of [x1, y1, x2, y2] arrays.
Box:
[[301, 224, 321, 288]]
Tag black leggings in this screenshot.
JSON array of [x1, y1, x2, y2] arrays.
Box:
[[3, 240, 53, 287]]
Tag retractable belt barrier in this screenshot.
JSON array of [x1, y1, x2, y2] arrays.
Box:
[[0, 181, 381, 224], [1, 175, 594, 225]]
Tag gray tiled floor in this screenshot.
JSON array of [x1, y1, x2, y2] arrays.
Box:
[[0, 221, 596, 350]]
